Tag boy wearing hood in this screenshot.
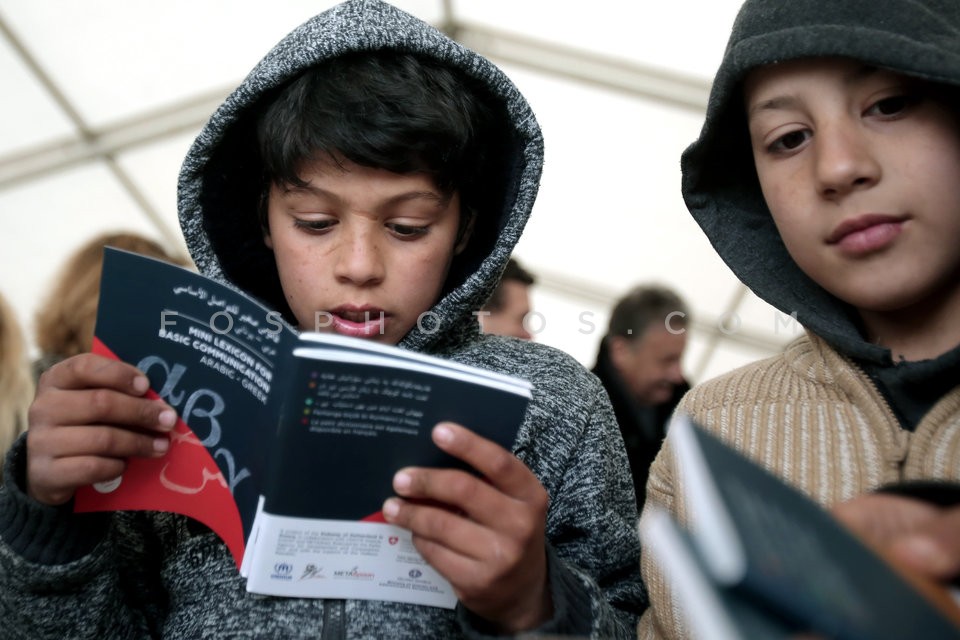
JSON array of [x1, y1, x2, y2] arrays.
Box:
[[638, 0, 960, 637], [0, 2, 644, 638]]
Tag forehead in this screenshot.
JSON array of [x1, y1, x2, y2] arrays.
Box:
[[743, 57, 909, 107], [500, 281, 530, 305], [278, 156, 450, 202], [634, 325, 686, 356]]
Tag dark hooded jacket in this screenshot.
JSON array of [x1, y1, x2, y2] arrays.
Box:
[[0, 2, 644, 638], [680, 0, 960, 427], [638, 1, 960, 638]]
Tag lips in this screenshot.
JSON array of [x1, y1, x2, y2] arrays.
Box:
[[329, 306, 387, 338], [827, 214, 907, 255]]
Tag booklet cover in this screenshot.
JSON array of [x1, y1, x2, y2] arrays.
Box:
[[641, 507, 798, 640], [641, 415, 960, 640], [75, 248, 531, 608]]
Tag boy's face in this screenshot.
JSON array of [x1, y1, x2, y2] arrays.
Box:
[[480, 281, 533, 340], [745, 57, 960, 315], [263, 157, 464, 345]]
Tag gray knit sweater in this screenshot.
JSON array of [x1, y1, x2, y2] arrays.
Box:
[[0, 1, 645, 637]]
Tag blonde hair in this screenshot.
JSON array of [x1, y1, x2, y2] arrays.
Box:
[[34, 232, 189, 361], [0, 290, 33, 474]]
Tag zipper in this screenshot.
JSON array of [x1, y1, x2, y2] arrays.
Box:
[[320, 599, 346, 640], [844, 356, 910, 476]]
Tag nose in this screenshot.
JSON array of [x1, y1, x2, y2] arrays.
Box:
[[666, 362, 685, 385], [814, 123, 881, 199], [333, 225, 385, 286], [517, 324, 533, 340]]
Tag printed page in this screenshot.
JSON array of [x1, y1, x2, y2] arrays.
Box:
[[245, 338, 531, 605], [246, 513, 457, 608]]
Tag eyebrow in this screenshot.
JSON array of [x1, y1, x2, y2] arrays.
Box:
[[747, 64, 881, 118], [747, 95, 800, 117], [281, 184, 451, 208]]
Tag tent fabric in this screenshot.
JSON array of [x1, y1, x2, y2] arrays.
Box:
[[0, 0, 794, 383]]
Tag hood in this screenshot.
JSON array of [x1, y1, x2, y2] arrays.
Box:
[[680, 0, 960, 363], [177, 0, 543, 353]]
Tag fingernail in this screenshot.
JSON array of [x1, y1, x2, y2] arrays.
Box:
[[133, 376, 150, 394], [433, 423, 454, 445], [899, 536, 950, 572], [153, 437, 169, 453], [393, 471, 411, 492], [382, 498, 400, 519], [158, 409, 177, 430]]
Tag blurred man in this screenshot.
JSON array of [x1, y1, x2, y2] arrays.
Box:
[[479, 257, 536, 340], [592, 284, 690, 508]]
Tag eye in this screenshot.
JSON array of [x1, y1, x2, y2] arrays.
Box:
[[387, 223, 429, 238], [294, 218, 336, 234], [865, 94, 916, 118], [768, 129, 811, 154]]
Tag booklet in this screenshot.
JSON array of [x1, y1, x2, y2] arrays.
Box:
[[74, 247, 531, 609], [640, 415, 960, 640]]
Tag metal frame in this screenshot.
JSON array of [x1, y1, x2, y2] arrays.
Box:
[[0, 3, 771, 378]]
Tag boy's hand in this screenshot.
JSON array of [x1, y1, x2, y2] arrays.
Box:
[[382, 421, 552, 633], [833, 493, 960, 582], [27, 353, 177, 506]]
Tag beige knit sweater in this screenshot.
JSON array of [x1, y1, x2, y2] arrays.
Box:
[[637, 332, 960, 639]]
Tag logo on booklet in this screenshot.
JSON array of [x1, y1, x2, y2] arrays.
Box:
[[270, 562, 294, 581], [300, 564, 326, 580]]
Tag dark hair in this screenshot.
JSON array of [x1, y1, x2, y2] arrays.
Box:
[[202, 50, 516, 322], [607, 284, 688, 339], [257, 51, 504, 232], [484, 257, 535, 311]]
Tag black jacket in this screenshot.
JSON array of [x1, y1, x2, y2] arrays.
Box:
[[592, 338, 688, 510]]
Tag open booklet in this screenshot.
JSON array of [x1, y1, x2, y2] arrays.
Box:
[[640, 415, 960, 640], [74, 247, 531, 609]]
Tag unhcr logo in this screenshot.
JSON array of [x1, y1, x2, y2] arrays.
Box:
[[271, 562, 294, 581]]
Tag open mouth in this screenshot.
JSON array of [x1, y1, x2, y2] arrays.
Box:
[[328, 308, 387, 338], [336, 309, 384, 323]]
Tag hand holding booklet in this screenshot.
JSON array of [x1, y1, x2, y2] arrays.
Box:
[[74, 248, 531, 609], [641, 415, 960, 640]]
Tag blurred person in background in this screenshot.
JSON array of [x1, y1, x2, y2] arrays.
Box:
[[479, 256, 536, 340], [0, 290, 33, 478], [592, 284, 689, 509], [33, 231, 189, 378]]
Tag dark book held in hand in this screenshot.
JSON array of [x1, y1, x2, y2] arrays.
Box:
[[641, 415, 960, 640], [74, 248, 531, 608]]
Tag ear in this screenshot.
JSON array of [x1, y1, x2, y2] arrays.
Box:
[[454, 208, 476, 255], [260, 184, 274, 250], [608, 335, 632, 370]]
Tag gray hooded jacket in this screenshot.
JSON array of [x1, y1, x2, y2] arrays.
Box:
[[0, 1, 644, 638]]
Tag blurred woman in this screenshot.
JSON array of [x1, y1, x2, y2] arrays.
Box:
[[33, 231, 188, 376], [0, 290, 33, 477]]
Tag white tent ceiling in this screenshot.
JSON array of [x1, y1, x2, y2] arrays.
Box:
[[0, 0, 799, 384]]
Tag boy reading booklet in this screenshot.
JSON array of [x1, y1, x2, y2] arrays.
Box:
[[77, 247, 533, 608], [0, 2, 644, 638]]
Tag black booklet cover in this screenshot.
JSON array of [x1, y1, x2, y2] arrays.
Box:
[[76, 248, 531, 607], [641, 415, 960, 640]]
